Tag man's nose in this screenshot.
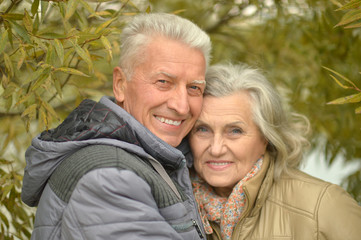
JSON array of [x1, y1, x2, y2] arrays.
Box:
[[168, 86, 190, 115]]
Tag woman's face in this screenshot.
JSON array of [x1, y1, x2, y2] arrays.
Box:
[[189, 91, 267, 197]]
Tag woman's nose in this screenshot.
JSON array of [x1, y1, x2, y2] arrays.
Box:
[[208, 135, 226, 156]]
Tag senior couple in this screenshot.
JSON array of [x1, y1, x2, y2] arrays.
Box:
[[22, 13, 361, 240]]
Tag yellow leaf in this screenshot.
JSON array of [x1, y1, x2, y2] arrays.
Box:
[[70, 41, 93, 71], [23, 9, 33, 33], [17, 47, 26, 70], [0, 31, 8, 55], [65, 0, 79, 21], [322, 66, 358, 89], [3, 53, 14, 78], [79, 0, 96, 15], [1, 184, 13, 201], [52, 39, 64, 65], [55, 67, 90, 77], [336, 0, 361, 11], [327, 93, 361, 105], [41, 99, 59, 120], [100, 35, 112, 61], [21, 104, 37, 119], [335, 9, 361, 27], [94, 18, 117, 34], [355, 106, 361, 114]]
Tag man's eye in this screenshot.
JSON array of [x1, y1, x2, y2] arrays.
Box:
[[188, 85, 203, 96], [158, 80, 167, 84]]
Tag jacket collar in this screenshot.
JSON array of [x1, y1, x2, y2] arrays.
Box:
[[242, 153, 274, 217]]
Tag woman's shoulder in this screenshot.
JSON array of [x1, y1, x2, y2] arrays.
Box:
[[267, 168, 348, 216]]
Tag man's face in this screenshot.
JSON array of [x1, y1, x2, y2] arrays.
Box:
[[113, 36, 206, 147]]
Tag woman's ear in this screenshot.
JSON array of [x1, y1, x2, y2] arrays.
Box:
[[113, 67, 127, 104]]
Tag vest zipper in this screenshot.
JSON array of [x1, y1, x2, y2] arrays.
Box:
[[192, 219, 205, 239], [171, 219, 204, 239]]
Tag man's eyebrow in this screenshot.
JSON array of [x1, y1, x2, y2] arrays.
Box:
[[156, 71, 176, 78], [155, 72, 206, 85], [191, 80, 206, 85]]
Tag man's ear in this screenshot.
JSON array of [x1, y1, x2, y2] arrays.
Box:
[[113, 66, 127, 104]]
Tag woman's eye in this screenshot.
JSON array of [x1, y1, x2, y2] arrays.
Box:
[[230, 128, 243, 134], [193, 126, 209, 134]]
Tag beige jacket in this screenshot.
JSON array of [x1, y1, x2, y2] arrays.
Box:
[[207, 155, 361, 240]]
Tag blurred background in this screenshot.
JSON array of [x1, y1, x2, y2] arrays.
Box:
[[0, 0, 360, 239]]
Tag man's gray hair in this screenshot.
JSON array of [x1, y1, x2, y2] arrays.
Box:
[[119, 13, 212, 79], [205, 63, 310, 181]]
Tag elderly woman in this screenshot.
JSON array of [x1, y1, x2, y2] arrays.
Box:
[[188, 63, 361, 240]]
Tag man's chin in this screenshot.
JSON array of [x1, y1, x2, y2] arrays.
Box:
[[157, 135, 182, 147]]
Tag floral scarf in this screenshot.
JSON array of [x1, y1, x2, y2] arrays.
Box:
[[192, 158, 263, 240]]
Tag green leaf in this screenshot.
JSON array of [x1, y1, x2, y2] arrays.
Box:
[[41, 0, 49, 22], [1, 13, 24, 20], [100, 35, 112, 61], [54, 67, 90, 77], [0, 211, 9, 229], [3, 53, 14, 78], [33, 13, 40, 34], [9, 20, 31, 43], [89, 11, 113, 18], [1, 72, 9, 88], [65, 0, 79, 21], [52, 39, 64, 65], [45, 44, 56, 66], [1, 82, 17, 99], [1, 184, 13, 201], [23, 9, 33, 33], [79, 0, 96, 15], [4, 22, 13, 47], [0, 31, 8, 55], [30, 67, 52, 91], [70, 41, 93, 71], [31, 0, 40, 16], [327, 92, 361, 105], [51, 74, 63, 98]]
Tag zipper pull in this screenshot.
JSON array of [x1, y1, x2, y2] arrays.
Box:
[[192, 219, 205, 239]]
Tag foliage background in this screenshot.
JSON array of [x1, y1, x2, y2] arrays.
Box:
[[0, 0, 360, 239]]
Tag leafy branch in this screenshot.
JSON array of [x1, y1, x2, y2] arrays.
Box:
[[325, 0, 361, 114]]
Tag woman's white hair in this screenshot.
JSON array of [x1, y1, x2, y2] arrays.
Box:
[[119, 13, 212, 79], [205, 62, 311, 180]]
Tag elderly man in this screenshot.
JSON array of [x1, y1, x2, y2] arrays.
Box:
[[21, 13, 211, 240]]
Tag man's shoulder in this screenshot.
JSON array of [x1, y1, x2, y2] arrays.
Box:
[[48, 144, 184, 207], [48, 144, 150, 202]]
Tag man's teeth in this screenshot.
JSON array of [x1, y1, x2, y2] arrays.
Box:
[[156, 117, 181, 126]]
